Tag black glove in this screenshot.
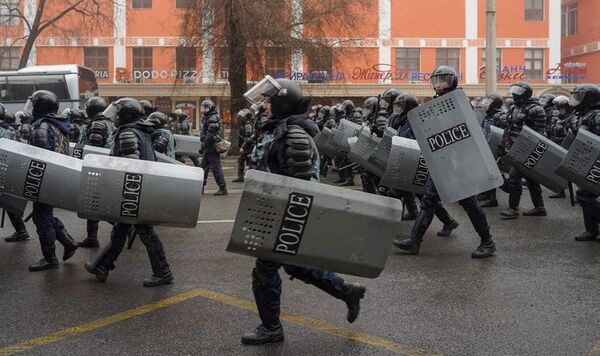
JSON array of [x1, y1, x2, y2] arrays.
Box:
[[285, 125, 314, 180], [153, 136, 169, 153]]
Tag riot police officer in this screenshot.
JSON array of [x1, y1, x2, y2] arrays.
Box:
[[233, 109, 255, 183], [171, 109, 200, 166], [241, 76, 366, 345], [77, 96, 116, 248], [539, 93, 557, 131], [25, 90, 79, 271], [199, 99, 227, 196], [316, 105, 335, 177], [139, 100, 155, 117], [478, 93, 505, 207], [85, 98, 174, 286], [393, 66, 495, 258], [64, 107, 86, 144], [341, 100, 363, 124], [501, 82, 547, 219], [569, 84, 600, 241], [16, 111, 33, 143], [0, 104, 30, 243], [147, 111, 176, 159]]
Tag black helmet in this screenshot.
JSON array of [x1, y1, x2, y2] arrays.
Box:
[[102, 97, 144, 127], [393, 92, 419, 115], [509, 82, 533, 103], [380, 89, 401, 111], [24, 90, 59, 117], [200, 99, 216, 112], [62, 107, 82, 121], [173, 108, 189, 121], [539, 93, 556, 108], [341, 100, 355, 113], [4, 111, 15, 124], [138, 100, 155, 116], [481, 93, 504, 112], [236, 108, 253, 121], [0, 103, 5, 122], [332, 104, 345, 119], [147, 111, 169, 129], [311, 104, 323, 115], [363, 97, 378, 115], [269, 79, 308, 118], [552, 95, 570, 111], [85, 96, 108, 118], [570, 84, 600, 110], [319, 105, 331, 119], [431, 66, 458, 95], [253, 103, 266, 115]]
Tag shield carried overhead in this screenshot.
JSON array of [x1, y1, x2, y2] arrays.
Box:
[[380, 136, 429, 195], [346, 127, 382, 176], [78, 154, 203, 227], [368, 127, 398, 177], [174, 134, 201, 157], [408, 89, 503, 204], [0, 139, 81, 211], [331, 119, 362, 153], [227, 170, 403, 278], [555, 129, 600, 195], [504, 125, 568, 193]]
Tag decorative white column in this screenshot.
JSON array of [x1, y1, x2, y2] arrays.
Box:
[[201, 1, 215, 83], [465, 0, 478, 84], [548, 0, 561, 84], [378, 0, 392, 84], [23, 0, 36, 66], [291, 0, 303, 76], [113, 0, 126, 83]]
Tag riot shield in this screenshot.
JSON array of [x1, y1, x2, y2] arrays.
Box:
[[346, 127, 382, 176], [555, 129, 600, 195], [560, 131, 576, 150], [314, 127, 337, 158], [227, 170, 403, 278], [156, 152, 184, 165], [78, 154, 203, 228], [0, 139, 81, 211], [408, 89, 503, 204], [0, 193, 28, 216], [174, 134, 201, 157], [504, 126, 568, 193], [69, 142, 111, 159], [331, 119, 362, 153], [488, 125, 504, 160], [368, 127, 397, 177], [380, 136, 428, 195], [474, 107, 486, 125]]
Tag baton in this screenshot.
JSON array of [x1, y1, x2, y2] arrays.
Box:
[[1, 209, 4, 228], [338, 162, 359, 171], [568, 182, 575, 207], [24, 211, 33, 222]]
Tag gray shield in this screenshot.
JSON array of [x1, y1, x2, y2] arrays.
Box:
[[555, 129, 600, 195], [561, 131, 576, 150], [474, 107, 486, 125], [78, 154, 203, 227], [331, 119, 362, 153], [367, 127, 397, 177], [155, 152, 184, 165], [314, 127, 337, 158], [489, 125, 504, 159], [0, 139, 82, 211], [505, 126, 568, 193], [0, 193, 28, 216], [408, 89, 503, 204], [69, 142, 111, 159], [174, 134, 201, 157], [380, 136, 428, 195], [227, 170, 403, 278], [346, 127, 382, 176]]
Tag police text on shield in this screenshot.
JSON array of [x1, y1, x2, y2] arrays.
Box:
[[273, 192, 313, 256], [120, 173, 143, 217], [523, 141, 548, 169], [23, 160, 46, 200], [586, 154, 600, 184], [426, 124, 471, 152]]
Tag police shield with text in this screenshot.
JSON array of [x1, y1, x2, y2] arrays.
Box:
[[24, 90, 79, 271], [199, 99, 227, 195], [85, 98, 174, 287], [241, 75, 366, 345], [500, 82, 548, 219], [393, 66, 496, 258]]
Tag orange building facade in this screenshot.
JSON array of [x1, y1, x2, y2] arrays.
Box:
[[560, 0, 599, 85], [0, 0, 575, 125]]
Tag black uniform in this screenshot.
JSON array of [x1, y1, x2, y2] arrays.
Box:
[[200, 103, 227, 195], [234, 110, 255, 182]]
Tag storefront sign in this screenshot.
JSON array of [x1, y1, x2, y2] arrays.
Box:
[[479, 65, 527, 80], [547, 62, 587, 81]]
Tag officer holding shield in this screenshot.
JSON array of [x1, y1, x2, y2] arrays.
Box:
[[240, 76, 366, 345], [199, 99, 228, 196]]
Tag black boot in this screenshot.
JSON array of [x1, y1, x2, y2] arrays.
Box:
[[480, 199, 498, 208], [55, 228, 78, 261], [500, 208, 519, 219], [5, 231, 30, 242], [140, 232, 174, 287], [471, 240, 496, 258], [522, 207, 547, 217], [79, 220, 100, 248], [213, 188, 228, 196], [5, 213, 30, 242], [85, 241, 114, 282], [549, 191, 566, 199], [29, 246, 59, 271], [437, 220, 459, 236], [393, 239, 420, 254], [232, 177, 244, 183], [241, 324, 285, 345]]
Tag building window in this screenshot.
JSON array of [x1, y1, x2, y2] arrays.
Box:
[[524, 48, 544, 80], [84, 47, 109, 76], [176, 0, 193, 9], [176, 47, 197, 82], [481, 48, 502, 69], [132, 0, 151, 9], [132, 47, 152, 83], [265, 47, 288, 76], [0, 47, 19, 70], [395, 48, 420, 81], [306, 47, 333, 83], [0, 0, 20, 26], [435, 48, 460, 73], [561, 2, 578, 36], [525, 0, 543, 21]]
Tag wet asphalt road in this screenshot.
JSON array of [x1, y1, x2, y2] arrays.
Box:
[[1, 157, 600, 356]]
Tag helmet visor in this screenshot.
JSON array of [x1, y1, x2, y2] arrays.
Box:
[[23, 99, 34, 116], [569, 96, 581, 107], [392, 102, 404, 115], [509, 86, 526, 96], [379, 99, 389, 110], [243, 75, 281, 106], [431, 74, 453, 89], [102, 103, 119, 122], [480, 97, 493, 110], [539, 96, 551, 106]]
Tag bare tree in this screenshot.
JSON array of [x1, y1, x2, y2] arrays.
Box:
[[0, 0, 114, 68], [180, 0, 373, 148]]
